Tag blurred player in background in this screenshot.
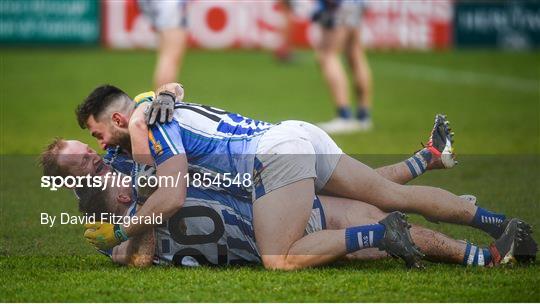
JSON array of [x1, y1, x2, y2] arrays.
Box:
[[313, 0, 373, 133], [137, 0, 189, 89], [275, 0, 296, 63]]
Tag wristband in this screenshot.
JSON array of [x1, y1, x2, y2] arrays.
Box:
[[113, 224, 129, 242], [158, 91, 176, 102]]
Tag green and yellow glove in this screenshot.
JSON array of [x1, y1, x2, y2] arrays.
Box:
[[84, 222, 129, 250]]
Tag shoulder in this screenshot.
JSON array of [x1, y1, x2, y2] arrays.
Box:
[[133, 91, 155, 107]]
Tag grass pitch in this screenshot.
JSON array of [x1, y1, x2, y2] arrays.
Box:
[[1, 48, 539, 302]]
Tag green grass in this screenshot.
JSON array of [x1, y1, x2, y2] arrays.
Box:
[[1, 48, 539, 302]]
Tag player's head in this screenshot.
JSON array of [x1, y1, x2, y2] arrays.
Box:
[[77, 179, 132, 218], [39, 138, 110, 178], [76, 85, 134, 151]]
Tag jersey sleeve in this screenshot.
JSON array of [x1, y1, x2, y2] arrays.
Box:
[[148, 121, 186, 166]]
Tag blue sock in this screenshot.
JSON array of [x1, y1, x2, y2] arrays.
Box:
[[462, 242, 492, 266], [337, 107, 352, 119], [356, 107, 370, 121], [471, 207, 506, 237], [405, 149, 432, 178], [345, 224, 385, 253]]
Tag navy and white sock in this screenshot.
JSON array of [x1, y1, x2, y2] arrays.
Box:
[[462, 242, 492, 266], [337, 107, 352, 119], [356, 107, 370, 121], [405, 149, 432, 178], [345, 224, 385, 253], [471, 207, 506, 237]]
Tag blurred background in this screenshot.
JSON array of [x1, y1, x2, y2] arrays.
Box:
[[1, 0, 538, 155]]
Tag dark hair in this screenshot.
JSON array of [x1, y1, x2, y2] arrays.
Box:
[[76, 84, 129, 129], [77, 186, 110, 220]]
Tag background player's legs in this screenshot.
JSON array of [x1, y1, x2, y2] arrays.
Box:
[[275, 0, 295, 62], [320, 196, 477, 265], [154, 28, 187, 89], [316, 27, 349, 110], [316, 27, 364, 133], [346, 28, 373, 128]]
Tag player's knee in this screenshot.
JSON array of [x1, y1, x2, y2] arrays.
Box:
[[364, 205, 387, 222], [316, 52, 332, 65]]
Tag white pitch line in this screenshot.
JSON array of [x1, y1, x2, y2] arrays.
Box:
[[375, 61, 540, 94]]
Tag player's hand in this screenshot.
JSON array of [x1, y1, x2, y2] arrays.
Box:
[[145, 91, 176, 125], [145, 83, 184, 125], [84, 222, 128, 250]]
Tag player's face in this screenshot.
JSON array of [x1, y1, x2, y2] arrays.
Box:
[[86, 115, 130, 151], [57, 140, 110, 177]]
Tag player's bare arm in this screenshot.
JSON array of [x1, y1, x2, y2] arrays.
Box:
[[112, 229, 156, 267], [129, 105, 153, 165], [122, 154, 188, 238]]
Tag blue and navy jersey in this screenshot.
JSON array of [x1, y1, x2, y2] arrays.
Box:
[[314, 0, 367, 15], [148, 101, 274, 198], [315, 0, 366, 9], [103, 146, 134, 175], [316, 0, 343, 10], [127, 187, 326, 267], [153, 187, 260, 266]]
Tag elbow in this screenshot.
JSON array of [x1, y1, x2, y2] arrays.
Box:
[[261, 256, 302, 271], [129, 254, 153, 268], [164, 195, 184, 218]]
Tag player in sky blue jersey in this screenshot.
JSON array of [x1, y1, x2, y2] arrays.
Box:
[[71, 83, 536, 269]]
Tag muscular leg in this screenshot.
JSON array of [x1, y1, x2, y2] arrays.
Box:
[[252, 176, 469, 270], [320, 196, 467, 265], [254, 178, 401, 270], [324, 155, 478, 225], [154, 28, 187, 89], [254, 179, 349, 270]]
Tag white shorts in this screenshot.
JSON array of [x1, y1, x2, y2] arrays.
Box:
[[335, 0, 367, 28], [305, 195, 327, 234], [137, 0, 188, 30], [252, 120, 343, 200]]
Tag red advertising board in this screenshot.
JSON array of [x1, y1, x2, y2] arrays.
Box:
[[103, 0, 452, 50]]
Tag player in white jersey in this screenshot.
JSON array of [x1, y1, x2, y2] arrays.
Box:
[[74, 84, 536, 269]]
